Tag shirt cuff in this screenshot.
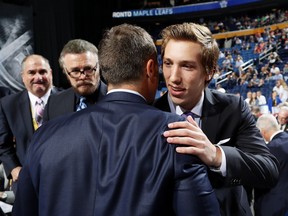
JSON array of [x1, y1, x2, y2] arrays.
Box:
[[209, 146, 227, 177]]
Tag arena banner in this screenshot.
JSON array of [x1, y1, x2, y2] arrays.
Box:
[[112, 0, 261, 18], [0, 3, 34, 93]]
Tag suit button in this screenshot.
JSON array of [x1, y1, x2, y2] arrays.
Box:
[[231, 179, 241, 185]]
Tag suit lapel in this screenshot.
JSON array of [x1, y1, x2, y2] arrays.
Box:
[[58, 88, 78, 113], [98, 81, 108, 101], [18, 91, 35, 135], [50, 86, 60, 95], [201, 88, 222, 143], [66, 89, 77, 112]]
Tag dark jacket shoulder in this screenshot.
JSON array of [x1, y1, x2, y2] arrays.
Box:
[[0, 86, 12, 98]]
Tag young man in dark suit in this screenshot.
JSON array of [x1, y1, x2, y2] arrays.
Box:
[[255, 114, 288, 216], [154, 22, 279, 216], [0, 54, 58, 190], [13, 24, 220, 216], [43, 39, 107, 121]]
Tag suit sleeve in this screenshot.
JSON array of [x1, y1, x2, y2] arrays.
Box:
[[12, 159, 38, 216], [0, 100, 21, 177], [221, 99, 279, 188], [173, 153, 221, 216]]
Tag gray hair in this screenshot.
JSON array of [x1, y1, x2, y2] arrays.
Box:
[[21, 54, 50, 71], [256, 114, 280, 132], [59, 39, 98, 69]]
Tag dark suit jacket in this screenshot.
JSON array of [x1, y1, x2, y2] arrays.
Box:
[[254, 132, 288, 216], [13, 92, 220, 216], [0, 87, 11, 99], [43, 81, 107, 121], [154, 88, 279, 216], [284, 124, 288, 132], [0, 88, 59, 177]]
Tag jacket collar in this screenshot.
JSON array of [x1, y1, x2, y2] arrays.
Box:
[[103, 91, 147, 105]]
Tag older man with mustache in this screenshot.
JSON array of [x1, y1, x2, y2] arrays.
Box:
[[43, 39, 107, 121]]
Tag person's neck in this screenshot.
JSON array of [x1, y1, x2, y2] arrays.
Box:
[[268, 130, 281, 142], [108, 82, 148, 100], [108, 84, 140, 94]]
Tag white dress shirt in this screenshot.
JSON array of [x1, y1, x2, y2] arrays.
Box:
[[167, 91, 227, 176]]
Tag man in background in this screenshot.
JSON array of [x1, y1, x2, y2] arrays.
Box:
[[255, 114, 288, 216], [13, 24, 220, 216], [0, 54, 57, 191], [277, 106, 288, 132], [43, 39, 107, 121]]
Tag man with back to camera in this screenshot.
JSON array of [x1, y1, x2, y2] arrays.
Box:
[[0, 54, 57, 192], [43, 39, 107, 121], [255, 114, 288, 216], [154, 22, 279, 216], [12, 23, 220, 216]]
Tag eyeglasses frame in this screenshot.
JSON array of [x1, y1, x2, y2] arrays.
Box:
[[65, 64, 97, 78]]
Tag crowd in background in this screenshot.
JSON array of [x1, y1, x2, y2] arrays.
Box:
[[206, 8, 287, 34], [0, 4, 287, 216]]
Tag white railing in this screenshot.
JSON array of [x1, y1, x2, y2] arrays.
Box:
[[240, 59, 254, 74], [259, 42, 282, 63], [259, 47, 273, 63], [215, 70, 233, 86]]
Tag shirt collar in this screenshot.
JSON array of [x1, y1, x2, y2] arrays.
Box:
[[168, 91, 204, 116], [107, 89, 146, 101], [28, 89, 52, 106], [270, 130, 282, 141]]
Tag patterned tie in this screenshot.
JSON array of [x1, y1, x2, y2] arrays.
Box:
[[35, 98, 44, 127], [77, 96, 87, 111]]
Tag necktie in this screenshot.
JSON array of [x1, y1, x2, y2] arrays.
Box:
[[181, 111, 199, 119], [35, 98, 44, 127], [77, 96, 87, 111]]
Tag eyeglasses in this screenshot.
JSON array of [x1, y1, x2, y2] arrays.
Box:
[[65, 64, 97, 78]]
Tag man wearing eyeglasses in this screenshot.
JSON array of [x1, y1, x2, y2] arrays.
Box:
[[43, 39, 107, 121]]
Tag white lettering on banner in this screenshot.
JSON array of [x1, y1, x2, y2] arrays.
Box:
[[113, 8, 174, 18], [133, 10, 154, 17], [133, 8, 173, 17], [112, 11, 132, 18], [155, 8, 173, 16]]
